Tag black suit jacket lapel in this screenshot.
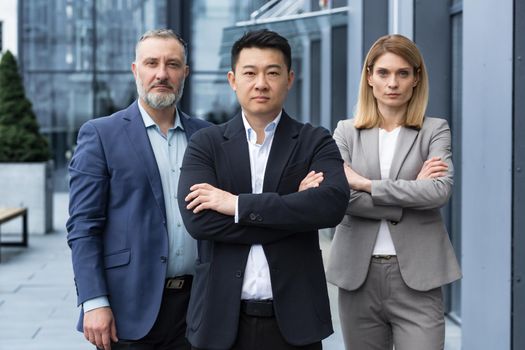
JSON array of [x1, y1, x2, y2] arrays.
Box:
[[122, 101, 167, 223], [263, 111, 299, 192], [221, 113, 253, 194]]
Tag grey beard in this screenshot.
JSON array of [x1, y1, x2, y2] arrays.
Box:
[[135, 77, 185, 110]]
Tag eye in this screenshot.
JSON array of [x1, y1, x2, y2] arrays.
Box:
[[376, 69, 388, 77], [398, 70, 410, 77], [144, 60, 157, 67], [243, 71, 256, 77], [167, 62, 182, 69], [268, 71, 280, 76]]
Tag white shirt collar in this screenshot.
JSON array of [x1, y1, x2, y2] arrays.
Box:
[[241, 110, 282, 144]]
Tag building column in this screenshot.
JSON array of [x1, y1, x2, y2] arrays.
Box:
[[461, 0, 513, 349]]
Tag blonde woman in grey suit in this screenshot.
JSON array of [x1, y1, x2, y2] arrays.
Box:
[[326, 34, 461, 350]]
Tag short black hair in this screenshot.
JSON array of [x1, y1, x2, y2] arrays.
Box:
[[230, 29, 292, 72]]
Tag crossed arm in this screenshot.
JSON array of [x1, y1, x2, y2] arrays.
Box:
[[335, 119, 454, 221], [185, 170, 324, 215], [177, 129, 349, 244]]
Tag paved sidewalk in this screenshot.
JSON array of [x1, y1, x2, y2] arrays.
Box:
[[0, 192, 460, 350], [0, 192, 90, 350]]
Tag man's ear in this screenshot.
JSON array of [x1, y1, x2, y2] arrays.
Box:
[[287, 70, 295, 90], [131, 62, 137, 79], [184, 65, 190, 79], [227, 71, 236, 91]]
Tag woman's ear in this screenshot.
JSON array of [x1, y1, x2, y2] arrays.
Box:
[[413, 68, 420, 87], [367, 66, 373, 86]]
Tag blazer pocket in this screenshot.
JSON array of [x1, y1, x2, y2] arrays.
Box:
[[104, 249, 130, 269]]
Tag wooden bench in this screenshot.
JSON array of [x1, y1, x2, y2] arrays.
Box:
[[0, 207, 28, 261]]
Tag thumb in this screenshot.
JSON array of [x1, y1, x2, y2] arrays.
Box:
[[110, 319, 118, 343]]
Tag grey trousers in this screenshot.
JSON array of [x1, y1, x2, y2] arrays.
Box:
[[338, 256, 444, 350]]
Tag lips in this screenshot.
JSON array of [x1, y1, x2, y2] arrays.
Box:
[[252, 96, 270, 101], [151, 84, 173, 91]]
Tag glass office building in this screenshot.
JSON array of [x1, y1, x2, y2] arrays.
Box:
[[19, 0, 167, 176], [16, 1, 525, 348]]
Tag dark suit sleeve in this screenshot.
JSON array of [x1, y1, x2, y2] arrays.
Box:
[[237, 128, 350, 231], [66, 122, 109, 306], [178, 127, 349, 244], [178, 130, 298, 245]]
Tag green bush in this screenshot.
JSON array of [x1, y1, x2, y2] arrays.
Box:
[[0, 50, 50, 162]]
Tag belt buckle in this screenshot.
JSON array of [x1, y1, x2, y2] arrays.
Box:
[[166, 278, 185, 289], [373, 255, 393, 260]]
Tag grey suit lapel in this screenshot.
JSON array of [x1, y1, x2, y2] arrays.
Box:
[[360, 128, 381, 180], [389, 127, 419, 179]]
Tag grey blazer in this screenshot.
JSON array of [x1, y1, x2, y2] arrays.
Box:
[[326, 117, 461, 292]]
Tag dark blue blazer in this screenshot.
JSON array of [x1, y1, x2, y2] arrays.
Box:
[[66, 101, 210, 339], [177, 111, 350, 348]]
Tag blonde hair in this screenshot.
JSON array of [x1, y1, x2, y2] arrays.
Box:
[[354, 34, 429, 129]]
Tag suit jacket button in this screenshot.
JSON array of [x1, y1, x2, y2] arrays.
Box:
[[390, 221, 398, 225], [235, 270, 243, 278], [249, 213, 257, 221], [160, 256, 168, 263], [257, 215, 263, 222]]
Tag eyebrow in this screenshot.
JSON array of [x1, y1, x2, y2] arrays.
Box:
[[241, 64, 283, 70], [375, 66, 412, 71]]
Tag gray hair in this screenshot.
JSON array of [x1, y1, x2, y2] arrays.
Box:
[[135, 29, 188, 63]]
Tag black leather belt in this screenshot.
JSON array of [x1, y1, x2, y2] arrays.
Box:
[[241, 299, 274, 317], [165, 275, 192, 290], [372, 255, 397, 260]]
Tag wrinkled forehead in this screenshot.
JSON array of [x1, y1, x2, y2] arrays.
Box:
[[135, 37, 187, 63]]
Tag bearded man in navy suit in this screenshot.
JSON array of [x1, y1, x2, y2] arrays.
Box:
[[67, 29, 210, 350]]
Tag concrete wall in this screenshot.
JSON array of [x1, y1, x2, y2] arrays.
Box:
[[0, 0, 18, 55], [0, 162, 54, 234], [461, 0, 513, 348]]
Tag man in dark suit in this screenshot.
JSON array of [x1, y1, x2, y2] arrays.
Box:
[[177, 29, 350, 350], [67, 29, 210, 350]]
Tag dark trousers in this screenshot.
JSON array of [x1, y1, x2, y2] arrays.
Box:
[[102, 283, 191, 350], [192, 306, 322, 350]]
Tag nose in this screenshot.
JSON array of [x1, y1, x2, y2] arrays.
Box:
[[155, 64, 168, 80], [254, 73, 269, 91], [387, 74, 398, 88]]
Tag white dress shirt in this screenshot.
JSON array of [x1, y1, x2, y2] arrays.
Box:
[[372, 127, 401, 255], [236, 111, 282, 300]]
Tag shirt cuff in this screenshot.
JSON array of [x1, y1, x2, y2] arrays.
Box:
[[83, 296, 110, 313], [234, 196, 239, 223]]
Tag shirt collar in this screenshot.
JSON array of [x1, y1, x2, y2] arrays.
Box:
[[241, 110, 282, 144], [138, 100, 184, 131]]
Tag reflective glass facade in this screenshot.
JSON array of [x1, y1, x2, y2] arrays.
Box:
[[19, 0, 264, 188], [187, 0, 265, 123], [19, 0, 167, 185]]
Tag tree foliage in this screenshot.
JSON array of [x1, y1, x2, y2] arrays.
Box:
[[0, 50, 50, 162]]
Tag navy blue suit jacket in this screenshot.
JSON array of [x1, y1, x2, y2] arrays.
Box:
[[177, 111, 350, 348], [66, 101, 210, 339]]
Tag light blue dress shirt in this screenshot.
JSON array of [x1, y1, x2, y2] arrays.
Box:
[[83, 102, 197, 312]]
